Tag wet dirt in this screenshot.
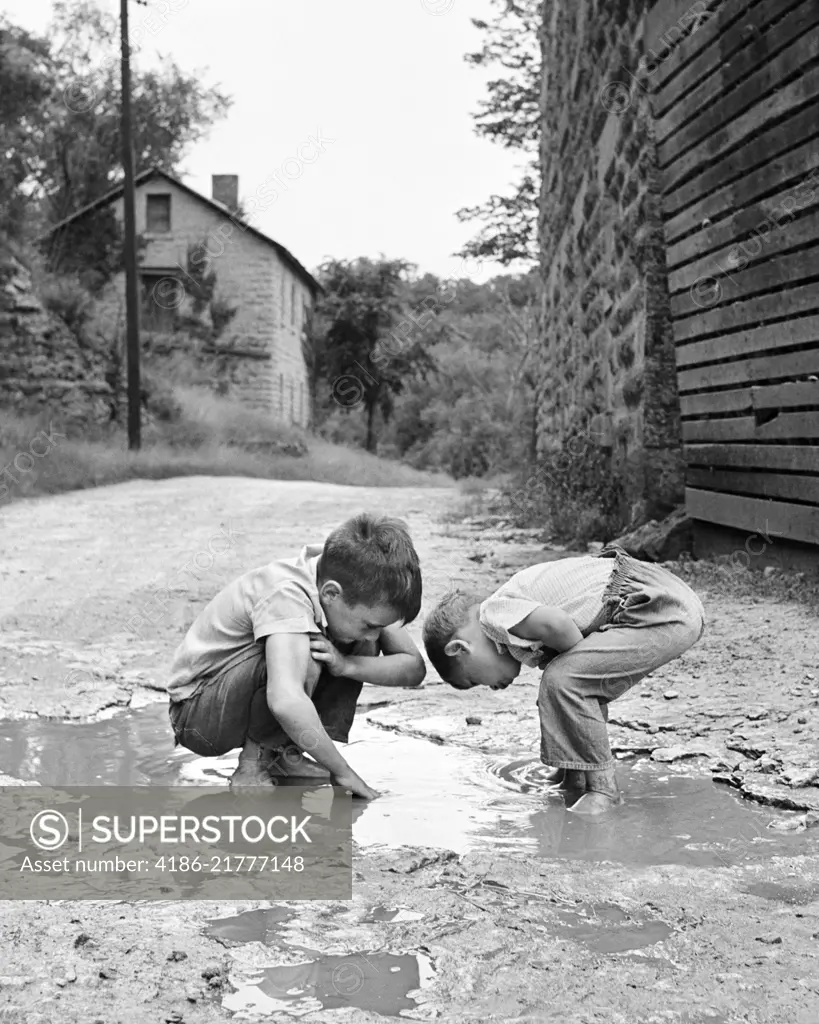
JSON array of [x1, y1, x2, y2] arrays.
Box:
[[1, 478, 819, 1023], [0, 703, 813, 868]]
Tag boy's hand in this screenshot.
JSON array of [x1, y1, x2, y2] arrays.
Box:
[[331, 772, 379, 800], [309, 634, 349, 676]]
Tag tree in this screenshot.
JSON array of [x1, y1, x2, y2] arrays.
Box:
[[311, 258, 436, 453], [0, 20, 52, 239], [457, 0, 542, 266], [0, 1, 230, 248]]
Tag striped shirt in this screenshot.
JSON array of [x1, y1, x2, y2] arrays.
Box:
[[479, 555, 615, 668]]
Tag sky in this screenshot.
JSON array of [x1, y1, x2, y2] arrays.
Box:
[[4, 0, 527, 281]]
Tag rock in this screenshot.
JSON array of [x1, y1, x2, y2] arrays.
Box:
[[201, 965, 222, 981], [740, 778, 819, 811], [755, 934, 782, 945], [663, 690, 680, 700], [798, 715, 809, 724], [607, 507, 694, 563], [767, 816, 808, 833], [763, 567, 777, 578], [651, 744, 713, 763], [784, 766, 819, 788], [167, 950, 188, 962], [465, 716, 483, 726], [746, 709, 768, 720], [185, 988, 199, 1003]]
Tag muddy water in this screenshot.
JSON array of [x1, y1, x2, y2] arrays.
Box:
[[0, 701, 814, 867]]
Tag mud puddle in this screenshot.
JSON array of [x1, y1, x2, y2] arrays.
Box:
[[206, 906, 434, 1019], [222, 949, 434, 1020], [0, 702, 814, 866]]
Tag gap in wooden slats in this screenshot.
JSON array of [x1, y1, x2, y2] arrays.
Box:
[[683, 411, 819, 442], [676, 315, 819, 368], [657, 1, 819, 157], [685, 486, 819, 543], [651, 0, 756, 94], [666, 153, 819, 269], [660, 47, 819, 192], [673, 279, 819, 342], [677, 345, 819, 392], [685, 443, 819, 472], [670, 239, 819, 319], [687, 467, 819, 503], [663, 103, 819, 230]]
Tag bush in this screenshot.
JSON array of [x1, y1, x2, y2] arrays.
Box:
[[501, 424, 631, 544], [37, 273, 94, 333]]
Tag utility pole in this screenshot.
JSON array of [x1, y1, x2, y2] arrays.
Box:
[[120, 0, 141, 450]]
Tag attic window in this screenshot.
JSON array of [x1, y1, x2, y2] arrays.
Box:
[[146, 194, 171, 233]]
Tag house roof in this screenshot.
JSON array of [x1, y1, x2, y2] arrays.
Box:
[[41, 166, 322, 296]]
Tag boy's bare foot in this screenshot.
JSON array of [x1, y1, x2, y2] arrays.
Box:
[[229, 756, 278, 790], [267, 745, 331, 780], [566, 768, 621, 814], [566, 790, 622, 815]]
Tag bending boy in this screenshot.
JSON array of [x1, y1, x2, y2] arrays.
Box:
[[167, 514, 425, 796], [423, 547, 705, 814]]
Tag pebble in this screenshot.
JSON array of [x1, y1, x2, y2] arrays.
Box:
[[798, 715, 809, 724], [465, 716, 482, 726], [755, 934, 782, 945], [663, 690, 680, 700], [746, 710, 768, 720], [185, 988, 199, 1003], [167, 951, 187, 962]]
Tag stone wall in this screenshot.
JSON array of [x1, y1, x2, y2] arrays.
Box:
[[103, 180, 313, 427], [537, 0, 684, 523], [0, 250, 111, 424]]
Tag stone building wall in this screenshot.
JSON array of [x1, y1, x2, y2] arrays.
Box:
[[96, 180, 313, 427], [537, 0, 684, 522], [0, 250, 111, 424]]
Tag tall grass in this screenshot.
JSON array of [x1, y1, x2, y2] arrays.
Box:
[[0, 391, 450, 506]]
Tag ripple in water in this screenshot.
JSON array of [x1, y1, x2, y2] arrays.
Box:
[[485, 757, 562, 794]]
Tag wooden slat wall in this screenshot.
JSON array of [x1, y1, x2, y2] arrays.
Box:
[[648, 0, 819, 545]]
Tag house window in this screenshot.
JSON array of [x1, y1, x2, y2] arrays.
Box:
[[140, 272, 182, 331], [146, 194, 171, 233]]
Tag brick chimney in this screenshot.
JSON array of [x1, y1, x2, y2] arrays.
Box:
[[211, 174, 239, 211]]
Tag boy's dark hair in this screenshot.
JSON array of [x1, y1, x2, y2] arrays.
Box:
[[422, 590, 480, 689], [318, 513, 422, 623]]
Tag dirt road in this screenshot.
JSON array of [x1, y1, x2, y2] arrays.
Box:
[[0, 477, 818, 1024]]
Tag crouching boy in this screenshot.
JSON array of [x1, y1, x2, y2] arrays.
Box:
[[167, 513, 425, 796], [423, 547, 705, 815]]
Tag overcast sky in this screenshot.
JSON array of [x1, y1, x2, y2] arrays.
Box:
[[4, 0, 526, 281]]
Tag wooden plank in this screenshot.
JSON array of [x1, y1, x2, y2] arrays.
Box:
[[661, 52, 819, 190], [682, 417, 758, 441], [685, 443, 819, 471], [673, 281, 819, 342], [664, 108, 819, 232], [753, 381, 819, 409], [670, 239, 819, 318], [684, 411, 819, 442], [667, 157, 819, 268], [676, 315, 819, 368], [686, 486, 819, 543], [688, 467, 819, 502], [668, 191, 819, 291], [679, 388, 752, 416], [677, 346, 819, 391], [657, 2, 819, 152], [651, 0, 751, 93]]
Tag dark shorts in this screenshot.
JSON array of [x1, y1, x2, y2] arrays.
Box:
[[168, 646, 366, 757]]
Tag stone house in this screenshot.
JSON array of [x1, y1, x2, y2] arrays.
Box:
[[45, 167, 320, 427]]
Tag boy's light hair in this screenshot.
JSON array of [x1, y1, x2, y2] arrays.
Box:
[[422, 589, 484, 689], [319, 513, 422, 623]]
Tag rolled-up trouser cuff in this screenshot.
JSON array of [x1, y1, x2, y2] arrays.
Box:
[[540, 757, 616, 771]]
